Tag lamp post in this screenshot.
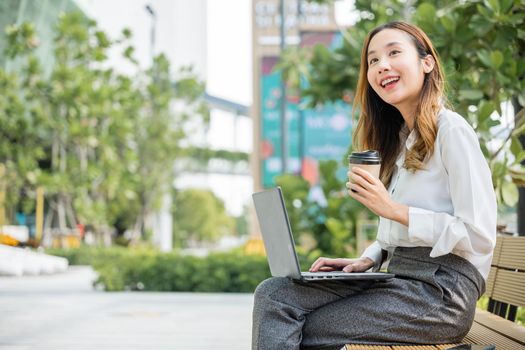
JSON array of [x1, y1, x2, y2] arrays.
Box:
[[279, 0, 287, 174], [145, 4, 156, 65]]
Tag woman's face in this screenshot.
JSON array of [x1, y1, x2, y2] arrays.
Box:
[[366, 28, 433, 112]]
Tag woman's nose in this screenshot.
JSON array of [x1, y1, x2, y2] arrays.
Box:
[[377, 60, 391, 74]]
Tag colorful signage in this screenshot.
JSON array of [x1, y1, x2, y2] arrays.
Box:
[[260, 32, 352, 188]]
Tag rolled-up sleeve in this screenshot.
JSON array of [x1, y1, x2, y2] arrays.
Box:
[[361, 241, 384, 271], [407, 125, 497, 258]]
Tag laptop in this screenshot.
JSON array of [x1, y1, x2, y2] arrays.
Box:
[[252, 187, 394, 282]]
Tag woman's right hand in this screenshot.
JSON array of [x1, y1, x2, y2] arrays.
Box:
[[309, 256, 375, 273]]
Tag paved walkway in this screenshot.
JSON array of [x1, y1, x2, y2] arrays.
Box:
[[0, 266, 254, 350]]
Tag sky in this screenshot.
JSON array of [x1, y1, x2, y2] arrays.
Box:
[[207, 0, 252, 106]]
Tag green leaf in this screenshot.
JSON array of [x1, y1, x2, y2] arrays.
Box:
[[519, 94, 525, 107], [500, 0, 514, 13], [478, 101, 495, 122], [492, 161, 506, 177], [450, 43, 463, 58], [490, 50, 504, 69], [122, 28, 132, 39], [459, 89, 484, 100], [476, 50, 492, 68], [416, 3, 437, 23], [516, 151, 525, 164], [477, 4, 492, 18], [510, 136, 523, 157], [440, 16, 456, 33], [501, 181, 519, 207], [504, 59, 517, 76], [485, 119, 501, 128], [484, 0, 501, 14], [508, 13, 524, 26], [469, 13, 493, 36]]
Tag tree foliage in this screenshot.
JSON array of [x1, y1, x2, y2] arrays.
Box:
[[171, 188, 234, 247], [0, 12, 207, 239]]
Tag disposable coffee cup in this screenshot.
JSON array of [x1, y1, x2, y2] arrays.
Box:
[[348, 150, 381, 191]]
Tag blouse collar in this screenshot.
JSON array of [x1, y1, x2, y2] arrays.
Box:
[[395, 107, 446, 167]]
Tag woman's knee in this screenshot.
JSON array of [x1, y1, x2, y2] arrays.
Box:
[[254, 277, 291, 301]]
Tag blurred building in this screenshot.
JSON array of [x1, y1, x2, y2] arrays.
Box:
[[76, 0, 208, 79]]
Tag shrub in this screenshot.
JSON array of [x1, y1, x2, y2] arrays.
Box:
[[47, 246, 271, 292]]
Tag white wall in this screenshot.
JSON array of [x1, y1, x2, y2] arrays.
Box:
[[75, 0, 207, 78]]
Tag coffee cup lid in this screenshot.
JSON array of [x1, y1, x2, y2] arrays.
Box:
[[348, 150, 381, 164]]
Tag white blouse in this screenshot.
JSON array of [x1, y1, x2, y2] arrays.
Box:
[[361, 108, 497, 280]]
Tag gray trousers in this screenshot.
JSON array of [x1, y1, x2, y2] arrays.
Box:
[[252, 247, 485, 350]]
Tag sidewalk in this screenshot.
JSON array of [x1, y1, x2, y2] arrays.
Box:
[[0, 266, 253, 350]]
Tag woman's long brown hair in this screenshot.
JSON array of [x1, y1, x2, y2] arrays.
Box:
[[352, 21, 447, 187]]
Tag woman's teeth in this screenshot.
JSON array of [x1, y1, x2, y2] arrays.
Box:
[[381, 77, 400, 87]]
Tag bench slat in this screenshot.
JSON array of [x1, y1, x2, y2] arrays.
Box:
[[464, 310, 525, 349], [485, 266, 496, 295], [345, 346, 439, 349], [473, 309, 525, 345], [490, 269, 525, 307], [492, 236, 504, 264], [346, 346, 388, 349], [388, 346, 442, 349], [345, 344, 461, 349], [498, 236, 525, 270]]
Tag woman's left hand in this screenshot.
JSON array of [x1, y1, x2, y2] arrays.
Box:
[[346, 167, 403, 221]]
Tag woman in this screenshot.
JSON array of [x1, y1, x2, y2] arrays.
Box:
[[252, 21, 496, 350]]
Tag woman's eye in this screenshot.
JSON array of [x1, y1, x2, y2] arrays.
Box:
[[390, 50, 401, 56], [369, 58, 378, 65]]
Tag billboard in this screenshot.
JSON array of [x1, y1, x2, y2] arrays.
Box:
[[260, 57, 300, 187], [260, 32, 352, 188]]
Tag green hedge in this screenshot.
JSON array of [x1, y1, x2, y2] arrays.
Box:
[[47, 247, 271, 292], [49, 247, 525, 326]]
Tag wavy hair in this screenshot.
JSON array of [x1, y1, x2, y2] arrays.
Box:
[[352, 21, 447, 187]]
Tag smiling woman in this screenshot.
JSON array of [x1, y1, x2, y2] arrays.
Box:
[[354, 22, 444, 187], [251, 21, 497, 350]]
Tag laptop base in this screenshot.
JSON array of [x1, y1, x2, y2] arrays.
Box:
[[300, 271, 394, 281]]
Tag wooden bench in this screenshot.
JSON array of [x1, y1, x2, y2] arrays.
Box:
[[345, 235, 525, 350]]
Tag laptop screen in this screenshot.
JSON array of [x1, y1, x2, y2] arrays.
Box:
[[252, 187, 302, 279]]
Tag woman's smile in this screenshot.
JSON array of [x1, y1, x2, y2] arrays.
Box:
[[380, 76, 400, 90]]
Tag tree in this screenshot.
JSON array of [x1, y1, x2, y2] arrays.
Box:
[[0, 12, 207, 244], [171, 188, 234, 247], [131, 56, 207, 239]]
